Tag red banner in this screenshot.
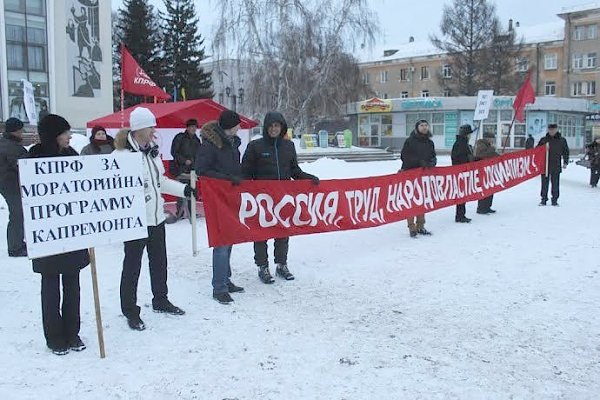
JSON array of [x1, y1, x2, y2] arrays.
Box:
[[121, 45, 171, 100], [200, 147, 546, 247]]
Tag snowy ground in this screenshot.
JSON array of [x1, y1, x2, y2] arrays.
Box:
[[1, 152, 599, 399]]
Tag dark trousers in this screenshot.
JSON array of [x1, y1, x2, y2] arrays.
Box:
[[41, 272, 80, 348], [176, 176, 192, 217], [254, 238, 289, 266], [590, 167, 600, 187], [477, 195, 494, 212], [0, 184, 26, 254], [456, 203, 467, 218], [540, 172, 560, 202], [120, 223, 168, 319]]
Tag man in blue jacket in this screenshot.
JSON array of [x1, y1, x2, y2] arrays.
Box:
[[242, 111, 319, 284]]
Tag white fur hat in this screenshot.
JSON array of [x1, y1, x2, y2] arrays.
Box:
[[129, 107, 156, 131]]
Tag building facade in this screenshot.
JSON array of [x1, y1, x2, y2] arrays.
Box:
[[0, 0, 112, 129]]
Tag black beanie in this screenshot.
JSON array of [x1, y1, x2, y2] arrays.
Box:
[[38, 114, 71, 144], [5, 117, 24, 134], [218, 110, 241, 130]]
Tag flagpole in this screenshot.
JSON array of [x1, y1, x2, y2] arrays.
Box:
[[501, 115, 517, 154], [120, 43, 125, 128]]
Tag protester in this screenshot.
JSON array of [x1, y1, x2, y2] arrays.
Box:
[[474, 132, 500, 214], [585, 135, 600, 187], [525, 134, 534, 149], [242, 111, 319, 284], [28, 114, 90, 355], [537, 123, 569, 206], [80, 125, 114, 155], [170, 119, 201, 219], [195, 110, 245, 304], [114, 107, 194, 330], [451, 124, 475, 223], [399, 119, 436, 237], [0, 117, 28, 256]]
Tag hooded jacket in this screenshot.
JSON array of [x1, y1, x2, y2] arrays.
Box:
[[0, 132, 27, 188], [537, 131, 569, 173], [400, 124, 437, 171], [474, 139, 499, 160], [114, 130, 186, 226], [242, 112, 315, 181], [195, 121, 242, 180]]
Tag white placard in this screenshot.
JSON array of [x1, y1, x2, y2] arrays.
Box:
[[18, 153, 148, 258], [21, 79, 38, 125], [473, 90, 494, 121]]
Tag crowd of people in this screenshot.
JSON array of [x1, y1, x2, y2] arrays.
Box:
[[0, 109, 584, 356]]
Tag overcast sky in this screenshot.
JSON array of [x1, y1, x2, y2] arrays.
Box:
[[113, 0, 597, 55]]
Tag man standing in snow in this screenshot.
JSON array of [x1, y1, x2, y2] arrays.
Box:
[[242, 111, 319, 284], [451, 124, 475, 223], [537, 123, 569, 206], [474, 131, 500, 214], [195, 110, 245, 304], [170, 118, 201, 219], [399, 119, 436, 237], [115, 107, 195, 330]]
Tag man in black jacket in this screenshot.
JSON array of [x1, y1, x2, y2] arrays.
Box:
[[195, 110, 246, 304], [242, 111, 319, 284], [0, 118, 28, 256], [400, 119, 436, 237], [451, 124, 475, 223], [537, 123, 569, 206], [170, 118, 201, 219]]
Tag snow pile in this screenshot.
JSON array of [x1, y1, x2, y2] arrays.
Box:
[[1, 157, 599, 399]]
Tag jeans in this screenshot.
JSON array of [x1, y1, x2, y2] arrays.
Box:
[[212, 245, 233, 294]]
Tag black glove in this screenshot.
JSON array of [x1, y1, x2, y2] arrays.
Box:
[[310, 175, 320, 185], [230, 176, 242, 186], [184, 185, 197, 198]]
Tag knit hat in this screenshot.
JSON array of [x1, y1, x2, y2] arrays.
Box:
[[91, 125, 106, 138], [130, 107, 156, 131], [218, 110, 241, 130], [548, 123, 558, 129], [5, 117, 24, 134], [38, 114, 71, 143], [186, 118, 198, 127]]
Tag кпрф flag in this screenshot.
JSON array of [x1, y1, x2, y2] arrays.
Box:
[[512, 71, 535, 122], [121, 44, 171, 100]]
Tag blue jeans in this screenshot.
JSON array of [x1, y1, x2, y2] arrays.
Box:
[[212, 246, 233, 293]]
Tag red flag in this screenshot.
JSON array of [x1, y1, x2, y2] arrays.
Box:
[[512, 71, 535, 122], [121, 44, 171, 100]]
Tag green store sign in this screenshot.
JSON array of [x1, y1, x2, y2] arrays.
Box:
[[493, 98, 514, 108], [400, 99, 443, 110]]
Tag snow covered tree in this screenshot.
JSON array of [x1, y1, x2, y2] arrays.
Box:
[[161, 0, 213, 100]]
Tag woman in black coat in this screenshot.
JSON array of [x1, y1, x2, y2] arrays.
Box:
[[28, 114, 90, 355]]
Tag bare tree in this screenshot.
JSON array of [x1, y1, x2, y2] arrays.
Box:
[[481, 20, 524, 95], [213, 0, 378, 132]]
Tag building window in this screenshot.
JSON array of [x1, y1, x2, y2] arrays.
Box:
[[586, 52, 597, 68], [544, 53, 557, 70], [574, 26, 585, 40], [400, 91, 409, 99], [379, 70, 388, 83], [383, 93, 388, 99], [362, 73, 369, 84], [420, 66, 429, 80], [420, 90, 429, 97], [400, 68, 408, 81], [7, 44, 25, 69], [406, 112, 445, 136], [588, 24, 598, 39], [572, 54, 584, 69], [544, 81, 556, 96], [516, 57, 529, 72], [27, 46, 45, 71], [442, 64, 452, 79], [443, 89, 451, 97], [572, 81, 596, 96]]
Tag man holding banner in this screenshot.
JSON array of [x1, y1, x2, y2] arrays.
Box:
[[537, 123, 569, 206], [27, 114, 90, 355], [115, 107, 194, 330], [242, 111, 319, 284], [451, 124, 475, 223]]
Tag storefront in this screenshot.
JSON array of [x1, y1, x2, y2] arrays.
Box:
[[347, 96, 592, 150]]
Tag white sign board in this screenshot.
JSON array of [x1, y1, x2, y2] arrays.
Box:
[[21, 79, 38, 125], [19, 153, 148, 258], [473, 90, 494, 121]]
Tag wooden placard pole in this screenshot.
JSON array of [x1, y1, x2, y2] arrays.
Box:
[[89, 248, 106, 358]]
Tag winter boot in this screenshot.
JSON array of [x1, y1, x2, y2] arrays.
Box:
[[551, 200, 559, 206], [227, 282, 245, 293], [409, 230, 418, 238], [258, 265, 275, 284], [539, 200, 547, 206], [152, 300, 185, 315], [213, 291, 234, 304], [417, 228, 432, 235], [276, 264, 295, 280], [127, 316, 146, 331], [50, 345, 69, 356], [455, 216, 471, 223], [68, 336, 86, 352]]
